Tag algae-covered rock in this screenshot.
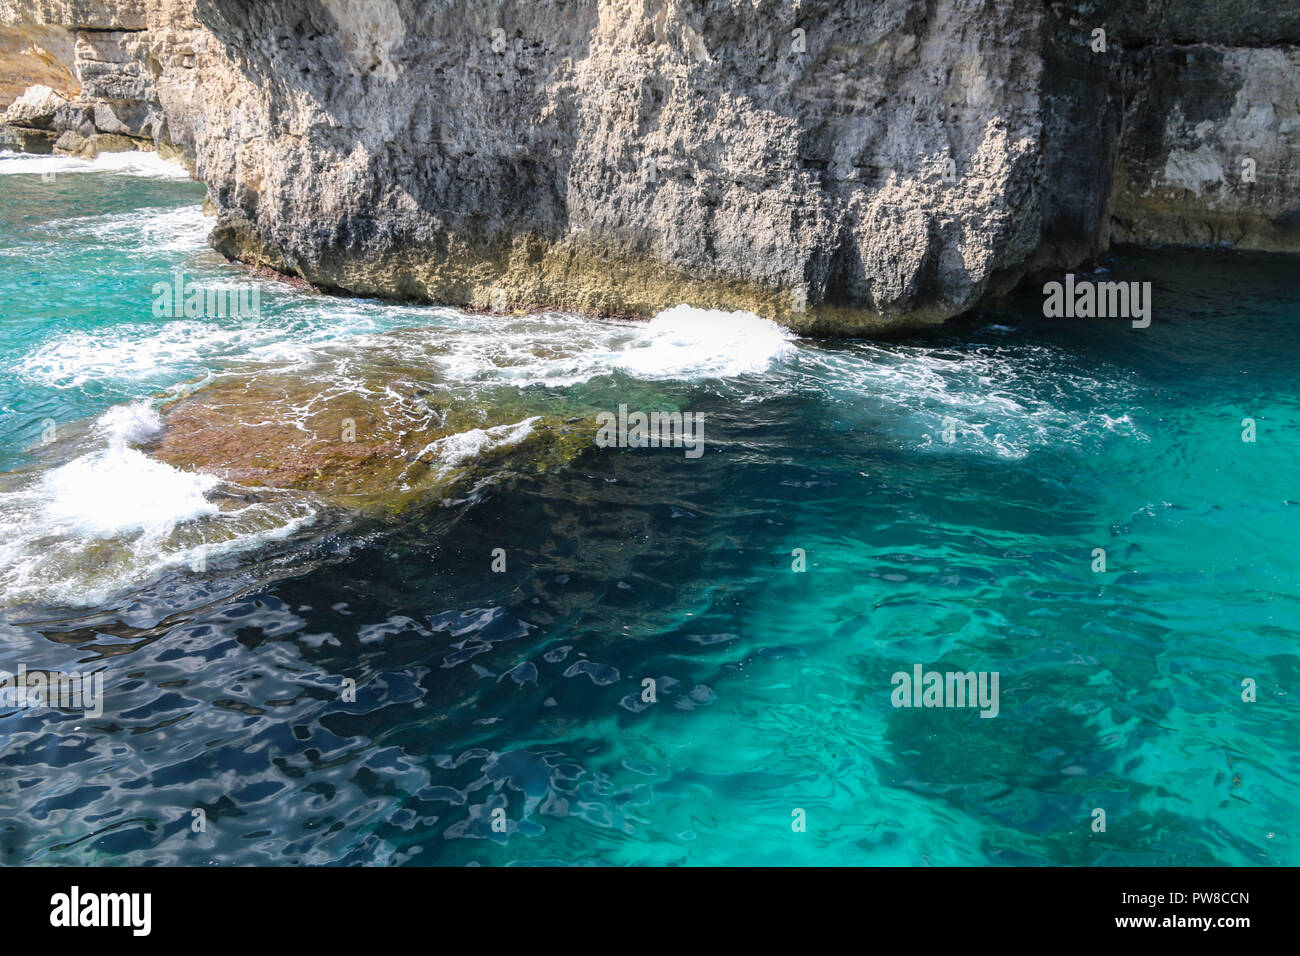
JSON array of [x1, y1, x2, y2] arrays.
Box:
[[146, 351, 595, 513]]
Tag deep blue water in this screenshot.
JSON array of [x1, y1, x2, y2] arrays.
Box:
[[0, 150, 1296, 865]]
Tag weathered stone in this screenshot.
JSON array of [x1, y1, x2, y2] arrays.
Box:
[[0, 122, 56, 151], [2, 82, 66, 128], [54, 129, 140, 157], [52, 99, 94, 134], [179, 0, 1300, 330], [50, 126, 83, 152], [0, 24, 77, 110], [1111, 46, 1300, 253], [0, 0, 145, 30]]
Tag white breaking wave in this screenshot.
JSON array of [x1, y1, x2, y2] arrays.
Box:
[[607, 305, 796, 379], [9, 293, 423, 391], [377, 304, 797, 388], [0, 403, 318, 608], [407, 417, 541, 480], [54, 203, 211, 254], [16, 319, 279, 389], [792, 340, 1147, 459], [0, 149, 190, 179], [37, 404, 220, 537], [13, 301, 797, 393], [37, 444, 220, 538]]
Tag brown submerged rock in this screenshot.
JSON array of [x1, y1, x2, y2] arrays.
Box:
[[145, 364, 590, 513]]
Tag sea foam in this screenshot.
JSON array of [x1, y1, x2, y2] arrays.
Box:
[[0, 149, 190, 179]]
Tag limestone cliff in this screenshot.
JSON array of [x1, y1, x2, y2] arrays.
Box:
[[2, 0, 1298, 333]]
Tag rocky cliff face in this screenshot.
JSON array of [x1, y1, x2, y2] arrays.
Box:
[[1107, 3, 1300, 253], [3, 0, 1299, 333], [0, 0, 201, 158]]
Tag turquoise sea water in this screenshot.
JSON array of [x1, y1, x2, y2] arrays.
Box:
[[0, 151, 1296, 865]]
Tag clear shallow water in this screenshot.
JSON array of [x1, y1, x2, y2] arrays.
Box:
[[0, 151, 1296, 865]]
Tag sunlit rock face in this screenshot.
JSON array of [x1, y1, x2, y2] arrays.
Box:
[[4, 0, 1300, 331], [191, 0, 1052, 334]]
